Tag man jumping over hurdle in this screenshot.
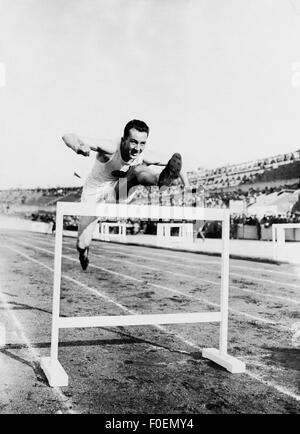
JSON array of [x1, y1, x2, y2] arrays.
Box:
[[62, 119, 189, 270]]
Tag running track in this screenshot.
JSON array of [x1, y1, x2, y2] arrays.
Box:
[[0, 229, 299, 414]]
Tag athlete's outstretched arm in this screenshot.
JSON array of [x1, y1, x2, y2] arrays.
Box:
[[62, 134, 117, 156]]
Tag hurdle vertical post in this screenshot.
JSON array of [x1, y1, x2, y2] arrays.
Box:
[[51, 208, 63, 361], [40, 205, 68, 386], [219, 209, 230, 354]]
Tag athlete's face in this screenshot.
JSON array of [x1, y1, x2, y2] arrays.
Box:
[[121, 128, 148, 162]]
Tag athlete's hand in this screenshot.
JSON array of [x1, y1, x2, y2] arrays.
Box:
[[76, 139, 90, 157], [62, 134, 90, 156]]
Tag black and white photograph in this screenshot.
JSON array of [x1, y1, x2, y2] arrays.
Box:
[[0, 0, 299, 416]]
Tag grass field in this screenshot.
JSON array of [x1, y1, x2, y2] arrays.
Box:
[[0, 229, 299, 414]]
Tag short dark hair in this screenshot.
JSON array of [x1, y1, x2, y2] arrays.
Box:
[[123, 119, 149, 138]]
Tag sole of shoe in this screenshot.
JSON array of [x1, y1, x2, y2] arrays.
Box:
[[77, 246, 89, 271], [158, 153, 182, 187]]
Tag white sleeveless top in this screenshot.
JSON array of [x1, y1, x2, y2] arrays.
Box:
[[86, 138, 144, 186]]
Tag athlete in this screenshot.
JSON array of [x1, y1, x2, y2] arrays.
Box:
[[62, 119, 189, 270]]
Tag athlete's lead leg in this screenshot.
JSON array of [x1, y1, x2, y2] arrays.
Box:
[[76, 216, 98, 270]]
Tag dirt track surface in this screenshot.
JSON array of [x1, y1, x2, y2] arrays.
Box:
[[0, 229, 299, 414]]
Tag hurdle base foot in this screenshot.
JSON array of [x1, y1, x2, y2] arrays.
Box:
[[41, 356, 69, 387], [202, 348, 246, 374]]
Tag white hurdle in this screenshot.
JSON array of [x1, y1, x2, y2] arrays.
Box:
[[156, 222, 194, 247], [272, 223, 300, 263], [99, 221, 127, 242], [41, 202, 245, 387]]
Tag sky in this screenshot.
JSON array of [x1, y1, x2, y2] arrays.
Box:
[[1, 0, 300, 189]]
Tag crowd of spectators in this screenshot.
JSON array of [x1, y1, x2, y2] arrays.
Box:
[[229, 212, 300, 240], [231, 212, 300, 226], [0, 187, 81, 209], [188, 149, 300, 190]]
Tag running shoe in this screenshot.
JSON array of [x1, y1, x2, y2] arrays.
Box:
[[158, 153, 182, 188], [76, 245, 89, 271]]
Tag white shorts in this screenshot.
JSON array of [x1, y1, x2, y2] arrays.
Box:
[[81, 179, 117, 204]]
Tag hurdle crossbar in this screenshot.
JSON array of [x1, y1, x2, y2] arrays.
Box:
[[58, 312, 221, 329], [41, 202, 245, 388]]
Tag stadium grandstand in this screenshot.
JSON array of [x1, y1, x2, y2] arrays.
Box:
[[187, 149, 300, 191], [0, 148, 299, 237]]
